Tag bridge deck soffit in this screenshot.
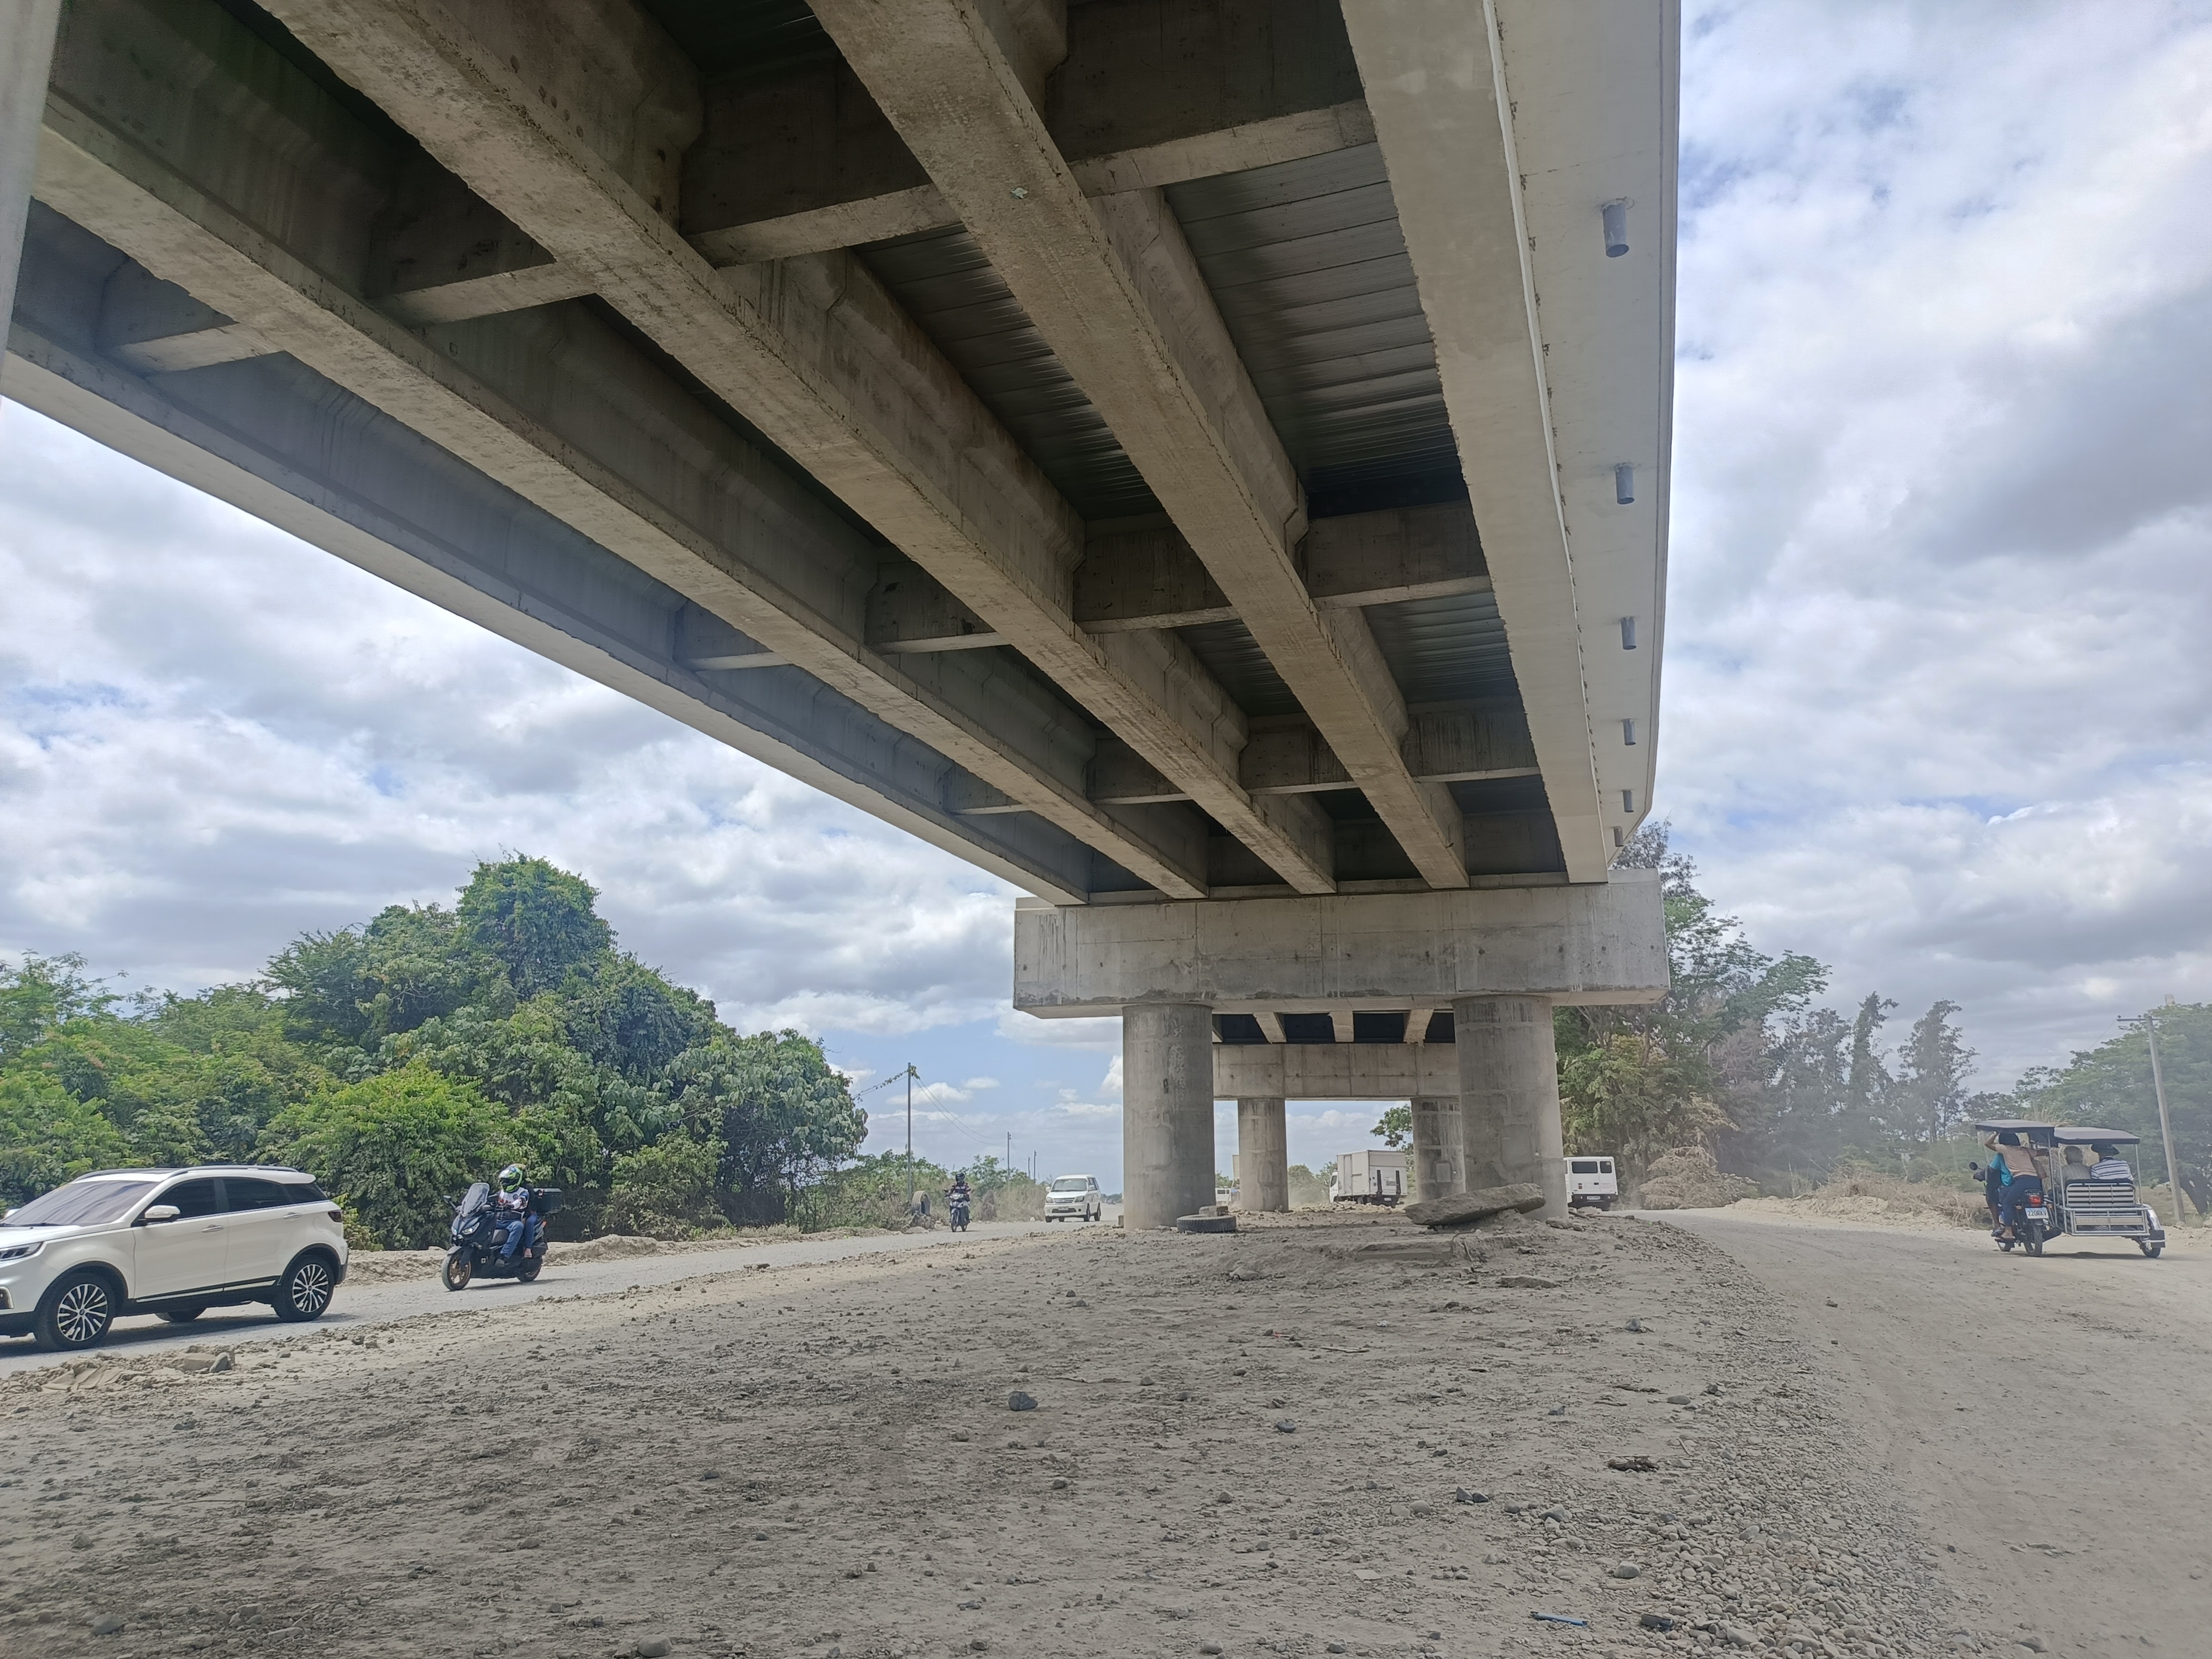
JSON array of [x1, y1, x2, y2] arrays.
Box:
[[14, 0, 1674, 906]]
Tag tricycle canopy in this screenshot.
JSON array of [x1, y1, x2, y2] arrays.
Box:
[[1973, 1119, 2139, 1149]]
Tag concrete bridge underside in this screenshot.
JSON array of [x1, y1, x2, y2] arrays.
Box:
[[2, 0, 1677, 1227]]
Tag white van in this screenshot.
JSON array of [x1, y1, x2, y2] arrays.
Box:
[[1044, 1174, 1102, 1222], [1567, 1155, 1619, 1210]]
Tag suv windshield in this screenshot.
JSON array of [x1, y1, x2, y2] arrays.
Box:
[[1051, 1179, 1087, 1192], [4, 1177, 162, 1228]]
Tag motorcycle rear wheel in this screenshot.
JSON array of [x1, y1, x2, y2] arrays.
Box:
[[517, 1256, 542, 1283], [442, 1249, 474, 1291]]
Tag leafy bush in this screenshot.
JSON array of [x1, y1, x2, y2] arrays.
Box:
[[604, 1134, 727, 1238], [260, 1064, 521, 1249], [0, 1070, 129, 1208]]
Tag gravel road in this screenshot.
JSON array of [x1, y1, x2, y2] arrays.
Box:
[[0, 1220, 1056, 1379], [0, 1206, 1955, 1658], [1669, 1208, 2212, 1656]]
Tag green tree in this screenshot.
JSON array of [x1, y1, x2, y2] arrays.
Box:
[[670, 1031, 867, 1222], [1557, 825, 1827, 1179], [0, 1069, 129, 1207], [0, 953, 116, 1059], [1371, 1104, 1412, 1149], [457, 857, 612, 999], [260, 1064, 522, 1249], [1887, 1000, 1974, 1147], [554, 953, 718, 1079], [267, 904, 502, 1054], [2015, 1002, 2212, 1212]]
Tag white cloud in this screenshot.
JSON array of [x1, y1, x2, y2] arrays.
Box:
[[1664, 0, 2212, 1082]]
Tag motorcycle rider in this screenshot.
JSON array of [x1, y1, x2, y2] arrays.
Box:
[[947, 1171, 973, 1224], [493, 1164, 540, 1262]]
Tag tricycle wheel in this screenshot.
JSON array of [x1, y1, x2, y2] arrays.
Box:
[[442, 1249, 474, 1291], [2140, 1241, 2163, 1258]]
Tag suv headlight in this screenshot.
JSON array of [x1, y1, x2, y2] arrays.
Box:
[[0, 1240, 45, 1262]]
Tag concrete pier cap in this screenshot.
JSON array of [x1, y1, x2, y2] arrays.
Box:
[[1014, 874, 1668, 1227], [1013, 872, 1668, 1017]]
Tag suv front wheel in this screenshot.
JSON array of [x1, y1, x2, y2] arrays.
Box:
[[271, 1253, 337, 1323], [35, 1269, 118, 1352]]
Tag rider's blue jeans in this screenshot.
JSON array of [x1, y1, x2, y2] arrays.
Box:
[[500, 1212, 536, 1259], [2000, 1176, 2044, 1229]]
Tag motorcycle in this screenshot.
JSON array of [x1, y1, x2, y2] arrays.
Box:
[[442, 1182, 562, 1290], [948, 1189, 972, 1232]]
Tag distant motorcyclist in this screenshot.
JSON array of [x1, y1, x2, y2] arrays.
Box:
[[493, 1164, 540, 1261], [946, 1171, 973, 1232]]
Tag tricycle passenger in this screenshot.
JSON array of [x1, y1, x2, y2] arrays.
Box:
[[2089, 1144, 2133, 1181], [2058, 1146, 2095, 1183]]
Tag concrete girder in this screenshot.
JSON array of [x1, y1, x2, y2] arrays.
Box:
[[816, 0, 1472, 892], [32, 6, 1216, 899], [681, 0, 1370, 267], [1084, 708, 1538, 806], [0, 1, 61, 375], [1013, 871, 1668, 1018], [261, 0, 1338, 898], [1072, 500, 1491, 635], [1339, 0, 1678, 878], [7, 220, 1103, 904]]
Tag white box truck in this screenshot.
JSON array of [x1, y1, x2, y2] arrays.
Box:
[[1331, 1150, 1407, 1206]]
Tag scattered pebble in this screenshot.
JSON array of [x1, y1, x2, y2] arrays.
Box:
[[1008, 1391, 1037, 1412]]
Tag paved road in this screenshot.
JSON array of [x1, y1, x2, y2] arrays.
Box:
[[0, 1218, 1089, 1377], [1668, 1211, 2212, 1657]]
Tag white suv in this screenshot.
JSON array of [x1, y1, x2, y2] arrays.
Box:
[[0, 1166, 348, 1351], [1044, 1174, 1102, 1222]]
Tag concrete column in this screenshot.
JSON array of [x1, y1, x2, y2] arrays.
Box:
[[1234, 1097, 1288, 1212], [1409, 1095, 1465, 1202], [1453, 995, 1567, 1219], [1, 0, 62, 406], [1121, 1003, 1217, 1229]]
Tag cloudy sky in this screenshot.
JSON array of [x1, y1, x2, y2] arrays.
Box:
[[4, 1, 2210, 1183]]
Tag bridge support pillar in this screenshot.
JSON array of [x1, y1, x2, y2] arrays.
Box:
[[1454, 996, 1567, 1219], [1122, 1003, 1217, 1229], [1234, 1098, 1288, 1213], [1410, 1095, 1465, 1202]]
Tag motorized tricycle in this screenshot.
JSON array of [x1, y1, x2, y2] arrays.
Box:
[[1970, 1119, 2167, 1259]]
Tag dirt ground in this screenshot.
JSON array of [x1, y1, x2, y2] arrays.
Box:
[[2, 1206, 1991, 1659], [1670, 1209, 2212, 1657]]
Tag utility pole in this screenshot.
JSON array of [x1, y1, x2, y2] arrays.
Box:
[[2146, 1004, 2190, 1223], [898, 1062, 920, 1219]]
